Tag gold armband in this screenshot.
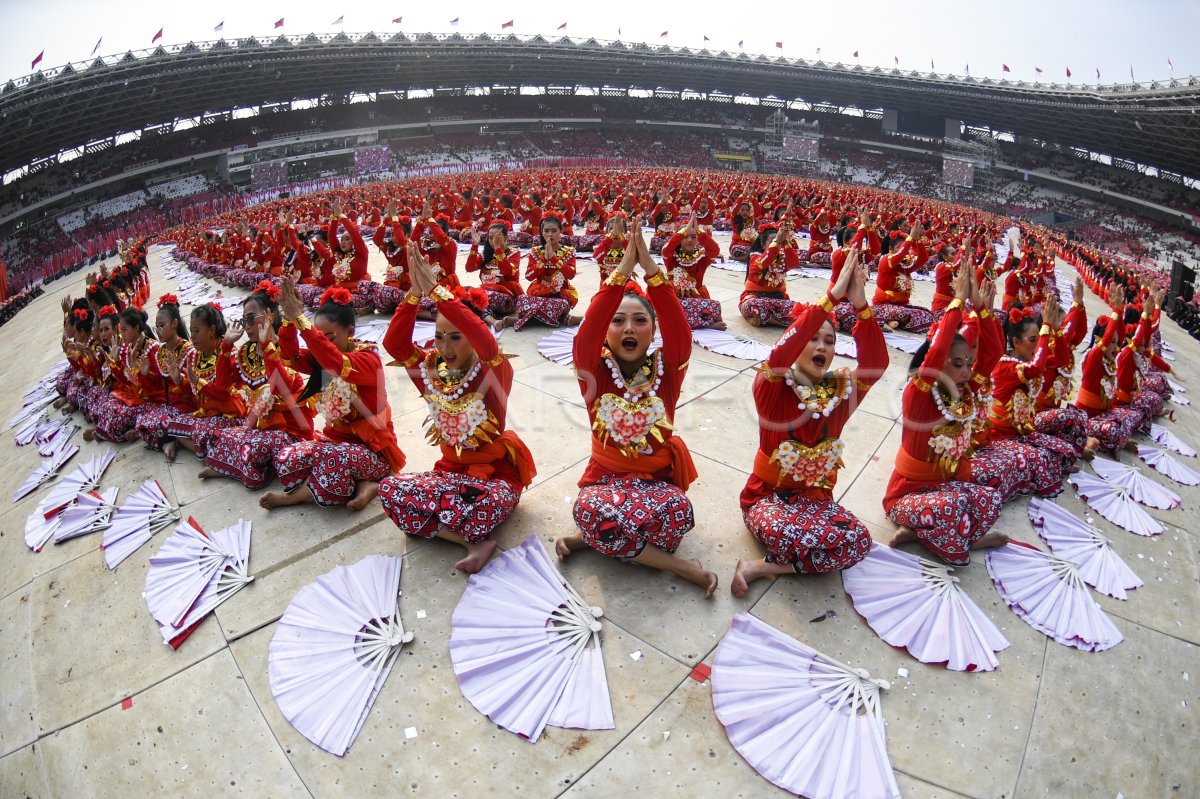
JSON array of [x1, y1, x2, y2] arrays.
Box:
[[646, 271, 668, 288], [404, 292, 422, 306], [816, 294, 834, 313], [293, 315, 313, 332], [605, 271, 629, 287], [856, 305, 874, 320], [431, 285, 455, 303], [945, 298, 965, 312]]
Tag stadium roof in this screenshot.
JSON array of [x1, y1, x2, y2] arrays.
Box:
[[3, 32, 1199, 179]]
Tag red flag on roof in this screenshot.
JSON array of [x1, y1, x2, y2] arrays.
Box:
[[1035, 66, 1043, 74], [1002, 64, 1010, 72], [1096, 68, 1101, 80], [703, 35, 710, 42], [31, 50, 44, 69], [392, 17, 403, 24], [853, 50, 859, 58], [738, 40, 744, 48], [152, 28, 163, 43], [777, 42, 783, 49], [660, 31, 668, 38], [501, 20, 513, 28], [894, 55, 899, 65], [558, 23, 567, 30], [450, 18, 459, 26], [1066, 66, 1072, 78]]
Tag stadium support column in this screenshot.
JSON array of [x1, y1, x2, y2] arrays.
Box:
[[216, 153, 231, 184]]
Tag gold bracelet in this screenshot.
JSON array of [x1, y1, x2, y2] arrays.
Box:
[[856, 305, 874, 320], [816, 294, 834, 313], [431, 285, 454, 303], [946, 298, 965, 312], [293, 315, 313, 332], [1039, 324, 1052, 336], [605, 271, 629, 287], [646, 271, 668, 287], [404, 292, 422, 306]]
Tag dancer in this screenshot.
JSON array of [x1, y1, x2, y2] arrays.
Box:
[[555, 228, 717, 598], [1074, 284, 1148, 455], [733, 248, 888, 595], [464, 220, 522, 329], [1032, 278, 1094, 458], [83, 307, 162, 443], [379, 243, 536, 572], [739, 217, 799, 327], [166, 302, 245, 461], [869, 222, 934, 333], [511, 214, 580, 330], [662, 215, 725, 330], [883, 268, 1007, 564], [257, 281, 405, 511], [134, 294, 196, 452]]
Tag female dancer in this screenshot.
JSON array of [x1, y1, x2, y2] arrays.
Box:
[[379, 242, 536, 572], [200, 282, 315, 489], [739, 218, 799, 327], [165, 303, 245, 461], [870, 222, 934, 333], [555, 226, 717, 598], [1074, 284, 1148, 455], [1033, 278, 1094, 458], [733, 248, 889, 595], [464, 220, 522, 329], [594, 215, 640, 292], [883, 268, 1007, 565], [134, 294, 196, 453], [729, 201, 757, 262], [512, 215, 580, 330], [84, 306, 163, 443], [662, 216, 725, 330], [362, 200, 411, 315], [257, 281, 405, 511]]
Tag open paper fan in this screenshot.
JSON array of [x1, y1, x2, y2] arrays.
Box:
[[835, 334, 858, 359], [12, 444, 79, 503], [103, 480, 180, 569], [1090, 456, 1180, 510], [269, 554, 412, 756], [24, 501, 61, 553], [1136, 445, 1200, 486], [1170, 394, 1190, 406], [1027, 497, 1142, 600], [842, 544, 1009, 672], [1167, 376, 1185, 394], [40, 448, 117, 518], [14, 412, 48, 446], [536, 326, 579, 365], [711, 613, 900, 799], [1149, 423, 1196, 457], [451, 534, 613, 742], [882, 330, 924, 354], [54, 486, 119, 544], [1067, 472, 1162, 537], [37, 422, 79, 457], [9, 394, 55, 429], [691, 329, 772, 361], [986, 542, 1123, 651], [146, 517, 253, 646]]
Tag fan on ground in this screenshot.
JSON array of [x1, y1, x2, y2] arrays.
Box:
[[1067, 472, 1162, 536], [882, 330, 924, 354], [53, 487, 120, 545], [986, 542, 1123, 651], [1135, 445, 1200, 486], [451, 534, 613, 742], [37, 421, 79, 458], [690, 328, 772, 362], [14, 411, 48, 446], [1090, 455, 1180, 510], [102, 480, 180, 569], [1026, 497, 1142, 600], [1149, 423, 1195, 457], [842, 544, 1009, 671], [269, 554, 412, 756], [711, 613, 900, 799], [536, 326, 578, 365], [40, 448, 117, 518], [12, 444, 79, 503]]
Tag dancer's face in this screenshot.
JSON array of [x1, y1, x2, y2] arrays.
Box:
[[606, 295, 656, 367], [119, 319, 139, 346], [794, 320, 837, 382], [542, 221, 561, 250], [314, 315, 354, 353], [435, 314, 477, 372], [1011, 320, 1039, 361], [943, 340, 976, 394]]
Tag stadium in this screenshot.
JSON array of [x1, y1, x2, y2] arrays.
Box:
[[1, 25, 1198, 799]]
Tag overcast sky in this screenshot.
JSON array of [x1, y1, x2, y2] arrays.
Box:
[[2, 0, 1195, 87]]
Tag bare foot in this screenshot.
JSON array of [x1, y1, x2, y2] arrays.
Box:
[[566, 314, 583, 326], [888, 525, 918, 547], [82, 428, 97, 442], [197, 467, 221, 480], [731, 559, 756, 598], [1123, 439, 1140, 454], [972, 531, 1010, 550], [61, 403, 77, 414], [1066, 462, 1082, 474], [347, 480, 379, 511], [746, 316, 766, 328], [555, 535, 586, 561], [500, 315, 519, 329], [682, 559, 719, 600], [711, 321, 728, 331], [52, 398, 66, 409], [454, 539, 498, 574], [124, 429, 140, 443], [163, 441, 178, 462], [885, 320, 901, 331], [259, 491, 288, 510]]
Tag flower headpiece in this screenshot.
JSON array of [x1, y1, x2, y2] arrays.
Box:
[[98, 305, 118, 317], [1007, 307, 1034, 325], [208, 301, 223, 313], [452, 285, 490, 312], [73, 308, 90, 321], [158, 293, 179, 308], [487, 219, 512, 232], [756, 221, 779, 234], [254, 280, 281, 301], [319, 287, 354, 307]]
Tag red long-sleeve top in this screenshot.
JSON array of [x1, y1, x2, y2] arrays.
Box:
[[988, 326, 1053, 440], [284, 227, 314, 284], [412, 218, 459, 288], [573, 273, 695, 490], [931, 257, 959, 313], [278, 320, 403, 470], [871, 238, 928, 306], [741, 240, 799, 301], [182, 345, 246, 418], [662, 231, 720, 299], [740, 294, 888, 510], [372, 219, 410, 288], [1037, 301, 1087, 409], [221, 339, 313, 438], [525, 244, 579, 305], [114, 338, 167, 406], [326, 215, 370, 290], [383, 293, 533, 489], [883, 304, 1003, 512], [1075, 306, 1123, 416], [465, 246, 523, 296], [1115, 312, 1153, 403], [151, 339, 197, 413]]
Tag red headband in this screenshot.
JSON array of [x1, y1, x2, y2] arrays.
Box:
[[254, 280, 281, 301], [319, 287, 354, 307], [208, 301, 223, 313], [157, 293, 179, 308]]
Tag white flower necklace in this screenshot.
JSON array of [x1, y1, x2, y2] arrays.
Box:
[[784, 367, 853, 418], [421, 358, 482, 400], [932, 381, 977, 424], [604, 350, 663, 402]]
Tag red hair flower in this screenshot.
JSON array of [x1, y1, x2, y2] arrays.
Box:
[[451, 285, 490, 312], [487, 218, 512, 231], [86, 284, 99, 294], [157, 293, 179, 308], [102, 280, 111, 288], [208, 301, 223, 313], [98, 305, 118, 317], [73, 308, 90, 320], [254, 280, 281, 301], [756, 221, 779, 234], [320, 287, 354, 306]]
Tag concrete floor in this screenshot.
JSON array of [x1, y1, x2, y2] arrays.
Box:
[[1, 236, 1197, 799]]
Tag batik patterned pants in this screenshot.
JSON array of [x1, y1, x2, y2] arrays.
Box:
[[275, 439, 391, 507], [134, 403, 191, 450], [573, 475, 695, 561], [167, 414, 241, 459], [743, 493, 872, 573], [680, 297, 724, 329], [379, 471, 520, 543], [205, 427, 298, 489], [969, 439, 1062, 501], [1034, 406, 1090, 457], [738, 295, 795, 327], [1085, 406, 1145, 452], [513, 295, 571, 330], [90, 396, 140, 443], [483, 289, 517, 318], [871, 303, 934, 334], [886, 481, 1003, 566]]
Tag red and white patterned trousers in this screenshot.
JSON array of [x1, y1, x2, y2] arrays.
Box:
[[90, 395, 140, 443], [1034, 406, 1090, 457], [378, 471, 521, 543], [135, 403, 192, 450], [969, 440, 1062, 502], [886, 481, 1003, 566], [167, 414, 241, 459], [738, 295, 795, 327], [743, 493, 872, 573], [871, 302, 934, 334], [205, 427, 298, 489], [275, 439, 391, 507], [513, 295, 571, 330], [680, 297, 724, 329], [573, 475, 695, 561], [1084, 406, 1146, 452]]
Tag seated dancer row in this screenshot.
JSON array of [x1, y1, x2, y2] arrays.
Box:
[[1074, 284, 1175, 455], [733, 247, 889, 595], [555, 228, 719, 598], [837, 221, 933, 334]]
